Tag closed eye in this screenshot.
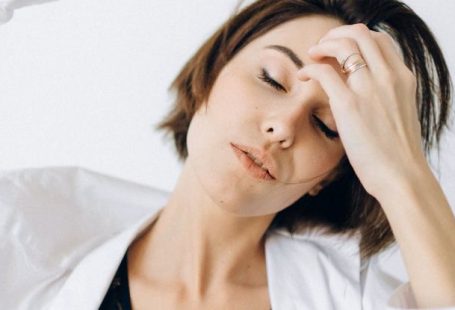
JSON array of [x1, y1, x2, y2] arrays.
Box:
[[312, 115, 339, 140], [258, 68, 338, 140], [257, 68, 287, 93]]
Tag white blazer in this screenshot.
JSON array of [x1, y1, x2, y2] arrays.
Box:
[[0, 166, 452, 310]]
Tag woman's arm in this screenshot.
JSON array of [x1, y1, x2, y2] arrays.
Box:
[[298, 23, 455, 308], [377, 157, 455, 308]]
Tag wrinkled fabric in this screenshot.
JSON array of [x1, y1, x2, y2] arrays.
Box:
[[0, 166, 453, 310], [0, 0, 58, 24]]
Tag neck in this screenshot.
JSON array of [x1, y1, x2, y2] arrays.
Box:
[[128, 160, 276, 299]]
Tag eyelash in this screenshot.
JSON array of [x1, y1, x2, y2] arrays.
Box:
[[257, 68, 339, 140], [257, 68, 287, 92], [312, 115, 339, 140]]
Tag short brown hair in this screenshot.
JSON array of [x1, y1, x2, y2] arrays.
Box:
[[156, 0, 453, 260]]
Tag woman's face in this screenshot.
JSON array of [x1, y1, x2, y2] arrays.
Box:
[[186, 15, 347, 217]]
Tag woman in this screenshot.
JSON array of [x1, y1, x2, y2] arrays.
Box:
[[1, 0, 454, 309]]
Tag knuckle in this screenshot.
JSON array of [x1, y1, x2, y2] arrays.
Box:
[[376, 31, 400, 49], [375, 31, 390, 39], [380, 32, 395, 44], [325, 27, 336, 37], [341, 38, 358, 52], [352, 23, 370, 36], [374, 32, 389, 44]]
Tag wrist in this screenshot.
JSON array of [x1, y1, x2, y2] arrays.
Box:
[[375, 155, 436, 208]]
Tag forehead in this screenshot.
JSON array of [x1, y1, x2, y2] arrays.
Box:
[[259, 15, 343, 47], [240, 15, 345, 59]]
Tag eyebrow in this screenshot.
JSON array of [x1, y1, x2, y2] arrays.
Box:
[[264, 45, 304, 69]]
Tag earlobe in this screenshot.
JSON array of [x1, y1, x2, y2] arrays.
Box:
[[308, 173, 337, 196], [308, 184, 323, 196], [308, 167, 341, 196]]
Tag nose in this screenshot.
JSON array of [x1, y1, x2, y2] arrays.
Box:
[[261, 80, 327, 149], [261, 103, 307, 149]]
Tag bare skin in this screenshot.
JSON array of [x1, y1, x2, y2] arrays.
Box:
[[127, 162, 273, 309], [126, 15, 346, 310], [128, 11, 455, 309]]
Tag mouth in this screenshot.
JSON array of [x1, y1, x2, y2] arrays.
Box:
[[230, 143, 276, 180]]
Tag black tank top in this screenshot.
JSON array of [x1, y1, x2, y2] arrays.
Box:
[[99, 252, 132, 310], [98, 251, 273, 310]]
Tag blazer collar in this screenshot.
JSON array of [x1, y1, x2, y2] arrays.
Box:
[[265, 228, 362, 309], [49, 206, 362, 310], [49, 207, 163, 310]]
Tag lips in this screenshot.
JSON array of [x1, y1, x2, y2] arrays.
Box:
[[230, 143, 277, 180]]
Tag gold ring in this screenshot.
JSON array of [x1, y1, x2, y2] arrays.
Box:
[[340, 52, 368, 75], [340, 52, 361, 70], [342, 60, 367, 75]]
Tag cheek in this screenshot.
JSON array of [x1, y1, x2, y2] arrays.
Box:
[[290, 141, 343, 183], [208, 71, 259, 113], [198, 75, 264, 140], [203, 66, 344, 183], [317, 144, 343, 169]]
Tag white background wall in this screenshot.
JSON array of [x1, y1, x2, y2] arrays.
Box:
[[1, 0, 454, 281]]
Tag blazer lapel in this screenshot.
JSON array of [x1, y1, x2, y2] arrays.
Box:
[[48, 207, 362, 310], [48, 208, 162, 310]]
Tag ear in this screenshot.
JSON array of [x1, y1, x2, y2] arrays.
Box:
[[308, 183, 323, 196]]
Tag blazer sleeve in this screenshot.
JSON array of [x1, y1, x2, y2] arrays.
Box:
[[0, 166, 167, 309], [361, 248, 455, 309]]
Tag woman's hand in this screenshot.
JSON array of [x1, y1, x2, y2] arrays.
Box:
[[297, 23, 426, 200], [298, 24, 455, 307]]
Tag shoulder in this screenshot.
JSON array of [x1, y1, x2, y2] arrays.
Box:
[[265, 226, 362, 279], [0, 166, 169, 309], [265, 225, 362, 259], [265, 226, 411, 309], [265, 224, 402, 279], [264, 226, 365, 307]]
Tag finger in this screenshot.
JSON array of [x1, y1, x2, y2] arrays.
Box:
[[307, 37, 372, 87], [318, 23, 389, 75], [297, 63, 355, 116], [370, 31, 409, 71]]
